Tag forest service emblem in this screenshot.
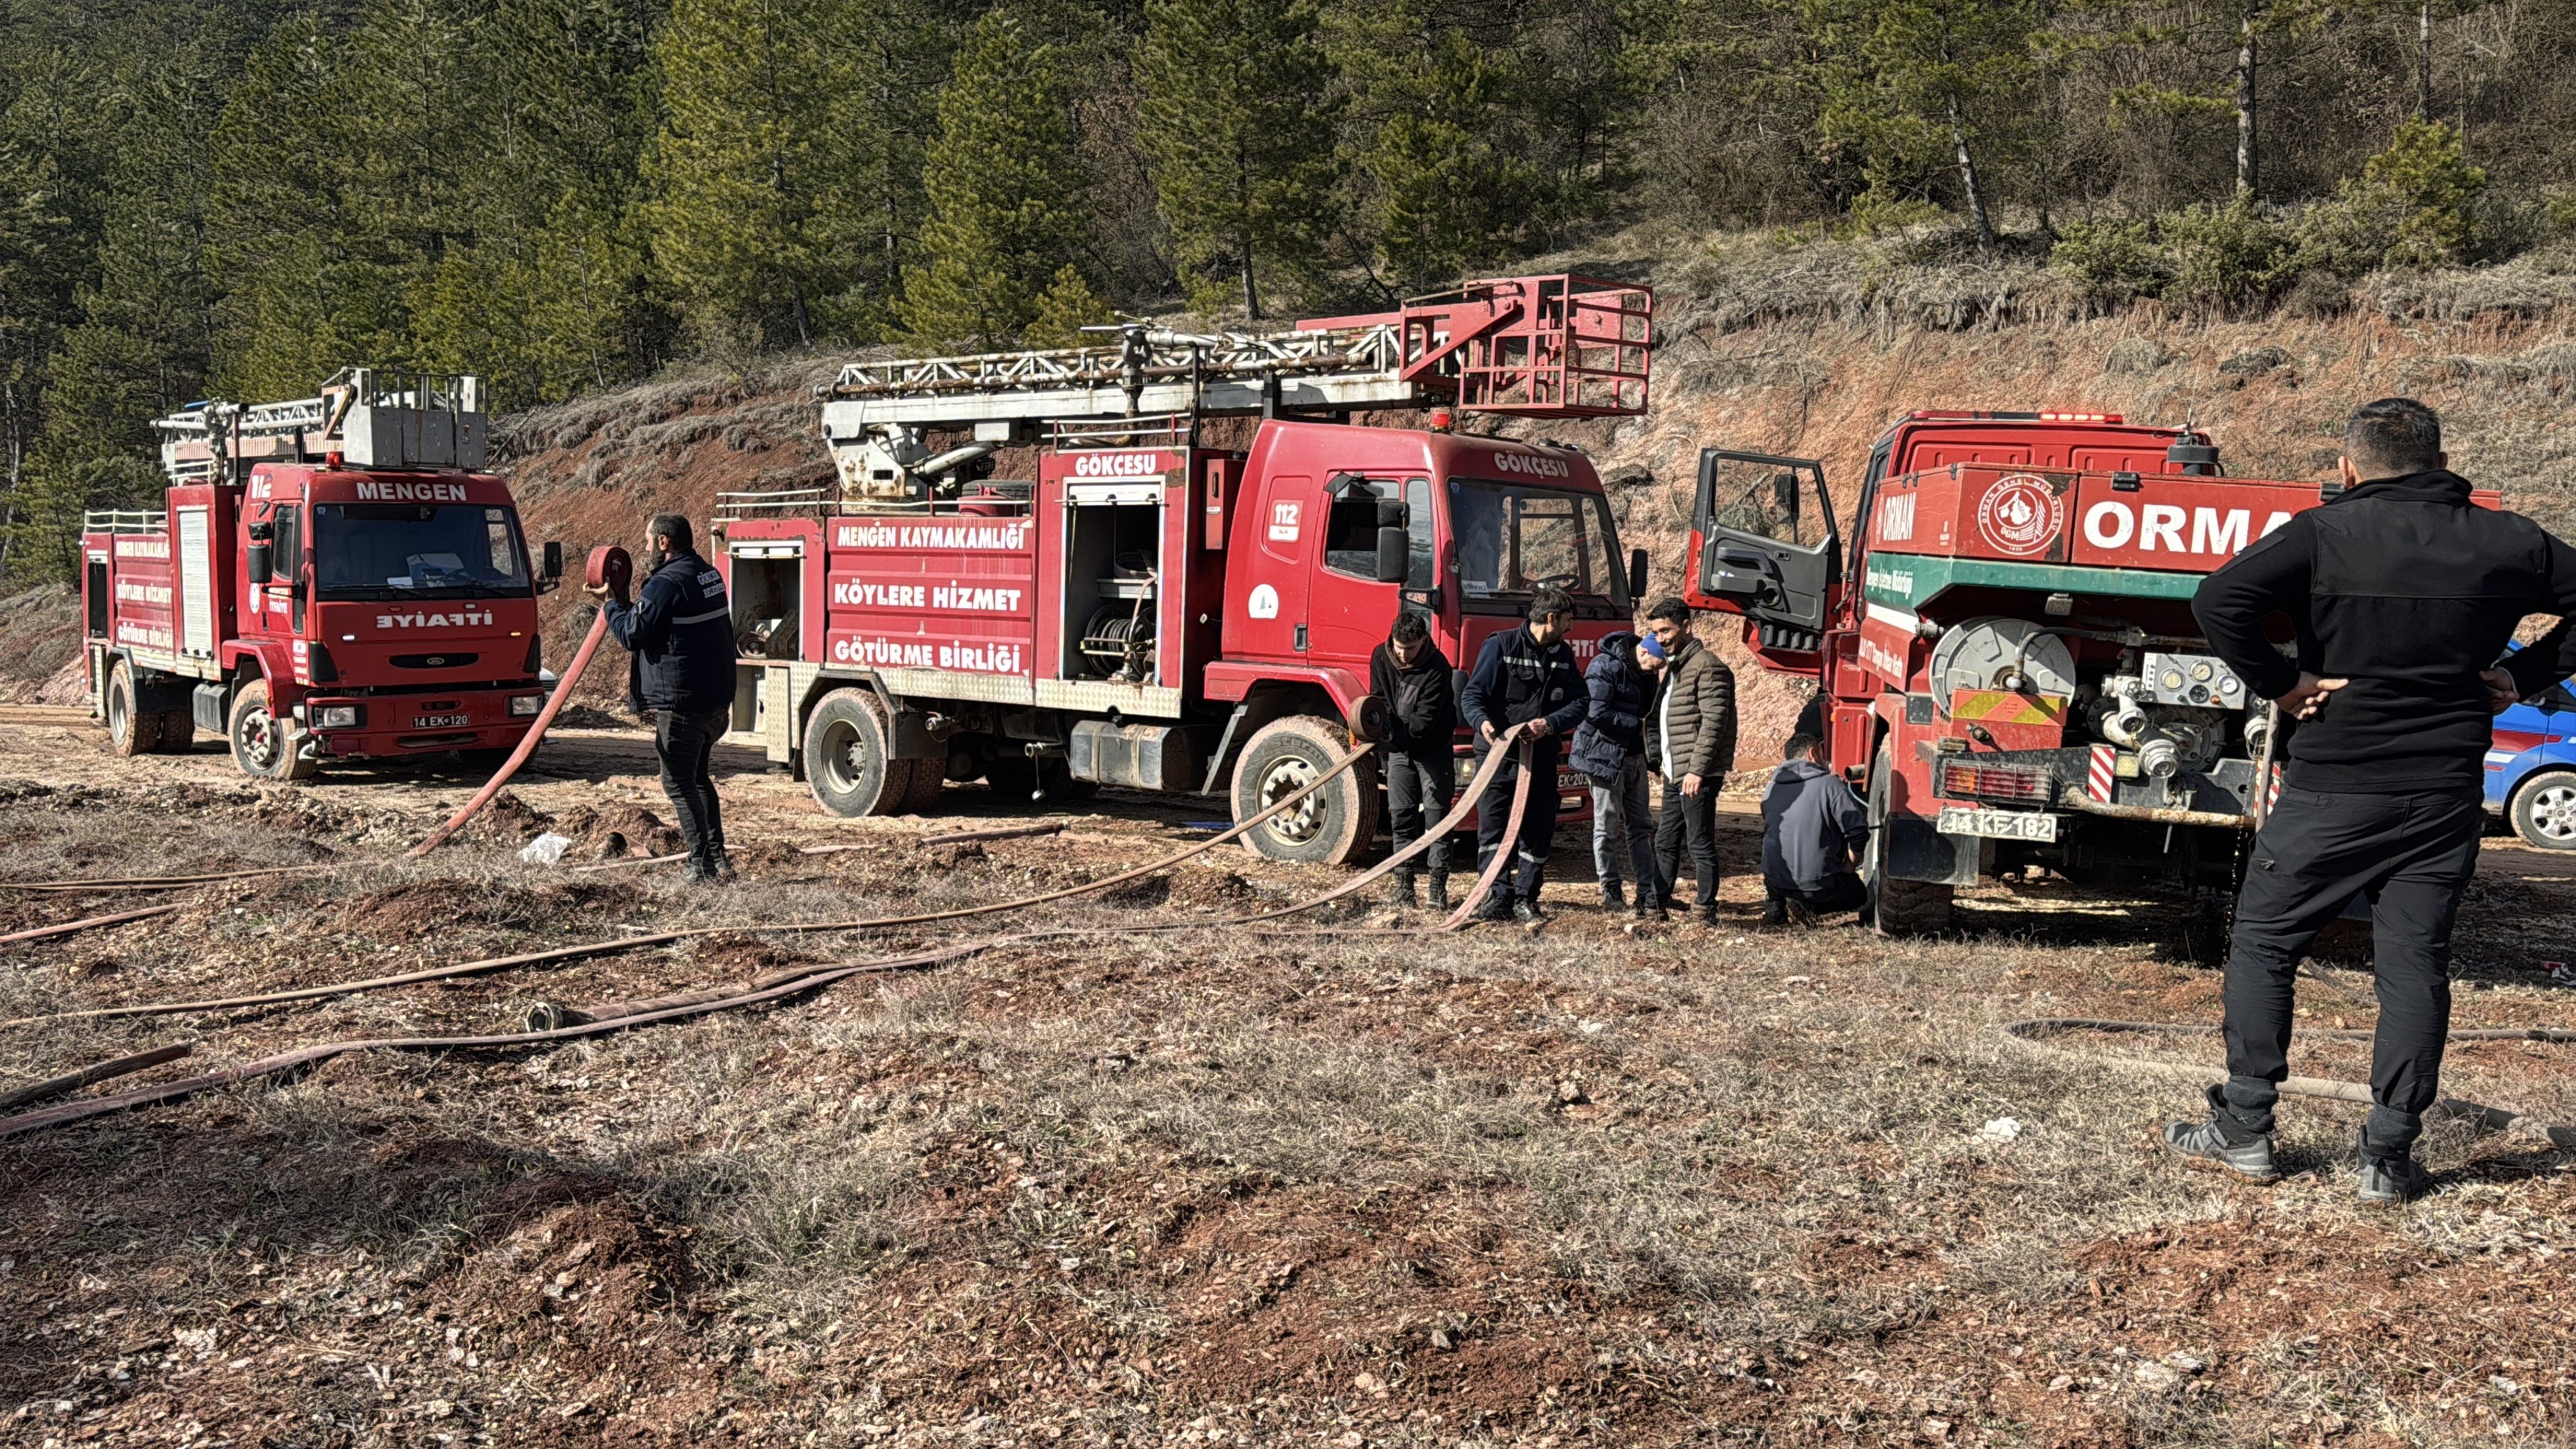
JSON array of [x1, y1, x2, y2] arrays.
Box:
[[1976, 473, 2062, 557]]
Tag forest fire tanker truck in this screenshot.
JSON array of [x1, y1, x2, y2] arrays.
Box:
[[1685, 412, 2505, 935], [79, 370, 564, 780], [714, 276, 1654, 863]]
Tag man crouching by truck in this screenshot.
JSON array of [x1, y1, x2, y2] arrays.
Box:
[[2164, 398, 2576, 1203], [588, 513, 741, 884]]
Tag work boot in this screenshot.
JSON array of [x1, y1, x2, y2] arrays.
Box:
[[1633, 891, 1665, 923], [1475, 891, 1515, 923], [1512, 898, 1549, 927], [1600, 880, 1626, 910], [2160, 1107, 2280, 1184], [1761, 895, 1789, 926], [709, 846, 738, 884], [1385, 871, 1418, 908], [1425, 873, 1451, 913], [1692, 904, 1721, 927], [2355, 1128, 2433, 1205], [1783, 896, 1819, 926]]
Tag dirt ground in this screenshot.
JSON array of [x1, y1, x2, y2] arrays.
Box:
[[2, 704, 2572, 1448]]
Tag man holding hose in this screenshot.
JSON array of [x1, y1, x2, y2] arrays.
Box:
[[2166, 399, 2576, 1202], [588, 513, 740, 884]]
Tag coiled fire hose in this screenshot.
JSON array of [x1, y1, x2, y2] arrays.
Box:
[[408, 545, 632, 858], [0, 741, 1546, 1137]]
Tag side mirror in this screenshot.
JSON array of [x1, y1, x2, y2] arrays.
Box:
[[246, 542, 272, 585], [1374, 526, 1409, 585], [1628, 547, 1648, 599], [543, 541, 564, 580]]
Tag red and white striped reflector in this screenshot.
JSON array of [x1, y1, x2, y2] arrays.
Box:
[[2087, 746, 2115, 802]]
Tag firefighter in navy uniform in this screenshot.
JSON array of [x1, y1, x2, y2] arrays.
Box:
[[2166, 399, 2576, 1202], [1459, 584, 1587, 924], [591, 512, 742, 883]]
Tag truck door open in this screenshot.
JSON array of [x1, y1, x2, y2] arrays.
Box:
[[1690, 449, 1838, 659]]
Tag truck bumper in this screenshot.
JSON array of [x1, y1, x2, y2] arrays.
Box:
[[299, 686, 547, 757]]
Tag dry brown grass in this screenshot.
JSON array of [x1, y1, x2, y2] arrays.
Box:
[[1, 763, 2569, 1446]]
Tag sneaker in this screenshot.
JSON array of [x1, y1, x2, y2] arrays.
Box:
[[2160, 1117, 2279, 1183], [2355, 1129, 2433, 1205], [1511, 899, 1549, 926]]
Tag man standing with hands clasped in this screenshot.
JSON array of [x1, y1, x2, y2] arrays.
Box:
[[1641, 597, 1736, 924], [2165, 399, 2576, 1202], [1459, 585, 1587, 925], [588, 513, 741, 885]]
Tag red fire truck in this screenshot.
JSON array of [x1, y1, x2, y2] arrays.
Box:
[[80, 370, 565, 780], [715, 276, 1654, 863], [1685, 411, 2503, 935]]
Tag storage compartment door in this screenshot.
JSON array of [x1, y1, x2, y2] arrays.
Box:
[[176, 506, 217, 660]]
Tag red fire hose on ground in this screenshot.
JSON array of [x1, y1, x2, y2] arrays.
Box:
[[408, 547, 630, 859]]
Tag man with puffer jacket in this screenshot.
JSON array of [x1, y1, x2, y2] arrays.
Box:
[[1569, 629, 1658, 914], [1641, 596, 1737, 924]]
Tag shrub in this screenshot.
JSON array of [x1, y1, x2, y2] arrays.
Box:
[[2051, 218, 2169, 307], [2160, 196, 2299, 313]]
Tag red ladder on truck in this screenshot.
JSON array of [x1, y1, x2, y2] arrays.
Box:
[[801, 276, 1652, 506]]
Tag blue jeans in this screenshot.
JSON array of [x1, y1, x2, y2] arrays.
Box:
[[1590, 757, 1655, 896]]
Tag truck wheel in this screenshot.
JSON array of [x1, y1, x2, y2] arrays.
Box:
[[896, 756, 947, 813], [1861, 735, 1953, 936], [105, 659, 162, 757], [149, 711, 195, 752], [229, 679, 318, 782], [2510, 770, 2576, 851], [803, 688, 916, 817], [1231, 715, 1380, 866]]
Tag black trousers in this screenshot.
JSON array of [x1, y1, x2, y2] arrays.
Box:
[[1655, 782, 1721, 912], [1771, 875, 1866, 913], [655, 705, 732, 870], [1384, 748, 1454, 877], [2215, 785, 2485, 1153], [1475, 741, 1560, 901]]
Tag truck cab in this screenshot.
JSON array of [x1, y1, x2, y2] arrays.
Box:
[[82, 370, 562, 779]]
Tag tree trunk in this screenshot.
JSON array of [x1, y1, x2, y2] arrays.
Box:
[[1237, 141, 1259, 321], [2236, 4, 2258, 196], [2417, 0, 2434, 119], [1948, 96, 1994, 253]]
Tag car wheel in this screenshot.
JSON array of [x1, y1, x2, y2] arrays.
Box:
[[2510, 769, 2576, 851]]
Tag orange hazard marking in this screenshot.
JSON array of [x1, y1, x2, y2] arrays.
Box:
[[1948, 691, 2068, 726]]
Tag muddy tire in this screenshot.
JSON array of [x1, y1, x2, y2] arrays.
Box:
[[148, 711, 194, 750], [229, 678, 318, 782], [105, 659, 162, 757], [2510, 769, 2576, 851], [1861, 734, 1953, 936], [803, 688, 916, 817], [1231, 714, 1380, 866], [896, 754, 947, 813]]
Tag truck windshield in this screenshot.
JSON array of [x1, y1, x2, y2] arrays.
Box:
[[312, 503, 532, 600], [1448, 479, 1625, 607]]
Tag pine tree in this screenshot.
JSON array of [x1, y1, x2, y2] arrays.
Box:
[[1137, 0, 1341, 320], [1802, 0, 2041, 250], [899, 10, 1096, 350], [645, 0, 959, 348], [1352, 29, 1554, 293]]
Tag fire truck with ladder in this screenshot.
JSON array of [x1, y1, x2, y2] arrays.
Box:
[[78, 370, 565, 779], [1684, 411, 2506, 935], [712, 276, 1653, 863]]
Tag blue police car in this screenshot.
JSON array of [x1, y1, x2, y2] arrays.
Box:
[[2488, 667, 2576, 850]]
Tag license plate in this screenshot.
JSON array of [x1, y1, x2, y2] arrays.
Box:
[[1557, 770, 1590, 793], [1936, 806, 2059, 842], [413, 713, 471, 729]]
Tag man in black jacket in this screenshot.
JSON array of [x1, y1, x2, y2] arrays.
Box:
[[1369, 610, 1460, 910], [590, 513, 741, 883], [2168, 398, 2576, 1202], [1459, 585, 1587, 924]]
